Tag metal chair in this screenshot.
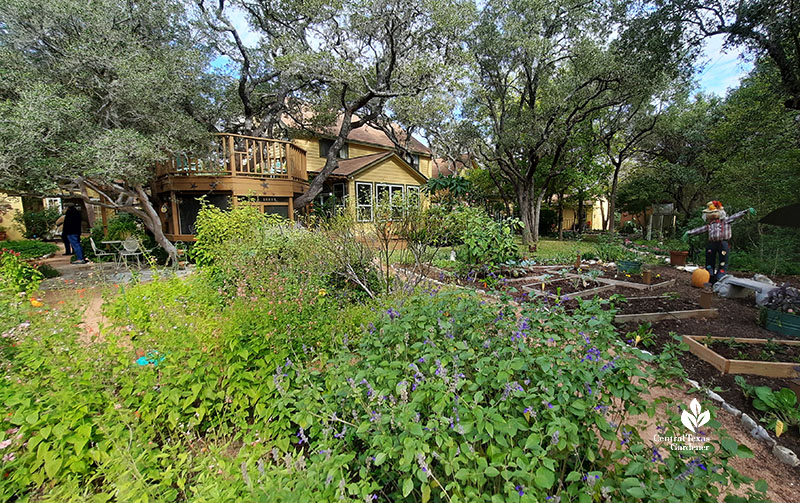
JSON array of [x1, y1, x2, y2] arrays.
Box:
[[119, 237, 143, 267], [89, 237, 118, 265]]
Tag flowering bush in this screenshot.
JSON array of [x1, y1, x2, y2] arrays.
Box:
[[0, 248, 43, 293], [251, 290, 767, 502]]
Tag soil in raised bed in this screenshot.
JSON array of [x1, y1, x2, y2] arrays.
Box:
[[593, 266, 670, 286], [617, 324, 800, 470], [706, 339, 800, 364], [523, 277, 605, 297], [613, 265, 800, 470], [612, 293, 700, 315]]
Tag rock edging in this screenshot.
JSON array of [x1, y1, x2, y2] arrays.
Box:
[[685, 378, 800, 467]]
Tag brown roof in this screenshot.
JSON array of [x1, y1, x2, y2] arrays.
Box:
[[283, 110, 431, 155], [324, 152, 392, 176], [432, 155, 474, 177]]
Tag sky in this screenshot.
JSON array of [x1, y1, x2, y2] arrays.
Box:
[[696, 34, 754, 97]]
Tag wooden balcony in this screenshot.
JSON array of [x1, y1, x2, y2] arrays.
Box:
[[155, 133, 307, 182]]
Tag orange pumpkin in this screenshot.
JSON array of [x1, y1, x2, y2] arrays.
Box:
[[691, 268, 710, 288]]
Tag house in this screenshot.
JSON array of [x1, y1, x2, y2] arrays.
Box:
[[152, 119, 432, 240], [292, 121, 431, 223]]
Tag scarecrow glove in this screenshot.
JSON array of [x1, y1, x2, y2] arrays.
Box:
[[748, 207, 756, 216], [681, 231, 689, 242]]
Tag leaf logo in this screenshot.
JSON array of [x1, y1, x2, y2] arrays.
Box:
[[681, 399, 710, 433]]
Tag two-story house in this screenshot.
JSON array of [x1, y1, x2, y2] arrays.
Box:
[[152, 119, 431, 240]]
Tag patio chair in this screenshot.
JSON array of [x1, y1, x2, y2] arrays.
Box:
[[89, 237, 118, 265], [119, 237, 143, 267]]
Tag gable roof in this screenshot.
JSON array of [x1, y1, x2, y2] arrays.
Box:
[[283, 110, 431, 155], [312, 152, 428, 183]]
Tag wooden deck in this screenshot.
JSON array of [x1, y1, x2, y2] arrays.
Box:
[[154, 133, 309, 240], [155, 133, 307, 183]]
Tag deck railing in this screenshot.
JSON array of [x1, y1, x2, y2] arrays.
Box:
[[155, 133, 307, 182]]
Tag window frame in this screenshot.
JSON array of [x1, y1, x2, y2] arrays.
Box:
[[406, 185, 421, 207], [376, 183, 405, 219], [319, 139, 349, 159], [356, 182, 374, 222]]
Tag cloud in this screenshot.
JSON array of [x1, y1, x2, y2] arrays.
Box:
[[696, 34, 753, 96]]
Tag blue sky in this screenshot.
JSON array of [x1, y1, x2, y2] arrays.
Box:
[[696, 35, 753, 97]]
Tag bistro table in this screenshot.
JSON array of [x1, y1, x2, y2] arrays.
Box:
[[100, 240, 123, 266]]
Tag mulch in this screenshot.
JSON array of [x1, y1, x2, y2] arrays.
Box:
[[709, 340, 800, 364]]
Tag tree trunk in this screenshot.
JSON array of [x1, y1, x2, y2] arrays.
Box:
[[576, 189, 585, 234], [80, 182, 96, 228], [134, 185, 178, 265], [517, 183, 535, 245], [557, 191, 564, 240], [532, 191, 545, 242], [606, 160, 621, 232]]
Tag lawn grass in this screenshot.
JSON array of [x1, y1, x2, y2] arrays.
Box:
[[517, 237, 600, 260]]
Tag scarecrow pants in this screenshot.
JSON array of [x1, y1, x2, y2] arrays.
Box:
[[705, 240, 729, 283]]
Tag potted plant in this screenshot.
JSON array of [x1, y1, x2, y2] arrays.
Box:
[[759, 284, 800, 338], [666, 239, 689, 266]]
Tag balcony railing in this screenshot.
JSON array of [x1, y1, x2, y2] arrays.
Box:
[[155, 133, 307, 182]]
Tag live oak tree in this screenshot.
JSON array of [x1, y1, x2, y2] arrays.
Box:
[[464, 1, 614, 243], [0, 0, 215, 263], [197, 0, 470, 209], [648, 0, 800, 110]]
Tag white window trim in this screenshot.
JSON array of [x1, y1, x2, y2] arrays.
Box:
[[376, 183, 405, 219], [406, 185, 421, 206], [356, 182, 374, 222]]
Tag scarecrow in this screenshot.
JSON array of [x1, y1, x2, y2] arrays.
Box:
[[684, 201, 756, 284]]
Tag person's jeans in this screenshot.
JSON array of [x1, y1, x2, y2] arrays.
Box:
[[67, 234, 84, 261], [61, 233, 71, 254], [705, 240, 730, 283]]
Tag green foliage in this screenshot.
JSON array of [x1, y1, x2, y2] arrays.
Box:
[[0, 240, 58, 259], [257, 290, 766, 502], [13, 208, 61, 239], [191, 200, 280, 267], [458, 214, 522, 268], [736, 377, 800, 433], [0, 248, 43, 293]]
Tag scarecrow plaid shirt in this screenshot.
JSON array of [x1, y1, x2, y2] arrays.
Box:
[[687, 209, 749, 242]]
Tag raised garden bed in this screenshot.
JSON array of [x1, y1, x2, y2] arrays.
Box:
[[521, 276, 616, 299], [682, 336, 800, 379]]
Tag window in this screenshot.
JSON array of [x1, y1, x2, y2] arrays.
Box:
[[376, 183, 405, 219], [316, 183, 348, 215], [406, 185, 421, 207], [319, 139, 349, 159], [356, 182, 373, 222], [404, 153, 420, 170]]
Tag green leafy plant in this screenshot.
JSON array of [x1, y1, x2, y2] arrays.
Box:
[[14, 207, 61, 239], [0, 248, 43, 293], [751, 386, 800, 431], [0, 240, 58, 259]]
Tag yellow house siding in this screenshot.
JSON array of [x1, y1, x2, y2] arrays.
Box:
[[0, 194, 25, 241], [348, 142, 387, 158], [354, 157, 426, 186], [418, 156, 432, 178], [292, 137, 327, 173]]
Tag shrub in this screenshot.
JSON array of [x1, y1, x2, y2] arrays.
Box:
[[248, 290, 766, 502], [14, 208, 61, 239], [0, 240, 58, 259], [0, 248, 43, 293]]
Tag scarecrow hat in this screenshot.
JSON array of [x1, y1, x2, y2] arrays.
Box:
[[702, 200, 725, 221]]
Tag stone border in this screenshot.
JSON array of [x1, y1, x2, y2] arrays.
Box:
[[631, 346, 800, 467], [685, 375, 800, 467]]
